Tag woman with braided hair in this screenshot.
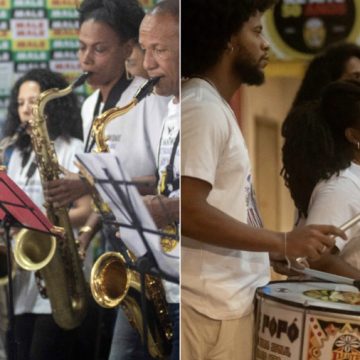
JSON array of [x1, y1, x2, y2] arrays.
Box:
[[282, 42, 360, 139], [282, 79, 360, 278]]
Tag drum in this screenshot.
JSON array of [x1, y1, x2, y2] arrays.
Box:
[[254, 281, 360, 360]]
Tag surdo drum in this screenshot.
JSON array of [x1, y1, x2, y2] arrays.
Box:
[[254, 281, 360, 360]]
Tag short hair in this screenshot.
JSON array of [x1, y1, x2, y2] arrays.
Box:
[[78, 0, 144, 42], [182, 0, 277, 77], [292, 42, 360, 108], [3, 68, 83, 144], [150, 0, 179, 20]]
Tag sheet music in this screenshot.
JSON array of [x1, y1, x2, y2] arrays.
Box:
[[76, 153, 179, 280]]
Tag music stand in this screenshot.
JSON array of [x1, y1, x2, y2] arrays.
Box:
[[0, 168, 58, 360], [76, 153, 179, 356]]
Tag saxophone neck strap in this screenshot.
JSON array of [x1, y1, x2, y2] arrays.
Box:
[[84, 72, 132, 153], [159, 131, 179, 196], [169, 131, 179, 167]]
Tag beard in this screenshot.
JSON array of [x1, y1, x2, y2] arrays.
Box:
[[233, 48, 265, 86]]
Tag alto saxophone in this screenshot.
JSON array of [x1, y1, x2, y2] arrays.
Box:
[[92, 76, 160, 152], [14, 73, 89, 329], [86, 77, 173, 358]]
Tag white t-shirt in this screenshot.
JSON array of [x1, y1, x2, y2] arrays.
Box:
[[7, 136, 83, 315], [301, 162, 360, 269], [158, 99, 180, 304], [157, 99, 180, 198], [81, 76, 169, 178], [181, 78, 270, 320]]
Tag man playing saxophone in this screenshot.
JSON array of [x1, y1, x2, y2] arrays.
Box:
[[139, 1, 180, 359], [0, 69, 92, 360]]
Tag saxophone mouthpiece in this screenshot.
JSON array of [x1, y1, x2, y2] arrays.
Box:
[[134, 76, 161, 103], [71, 72, 90, 89]]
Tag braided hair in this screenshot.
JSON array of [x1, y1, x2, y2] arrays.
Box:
[[281, 79, 360, 217]]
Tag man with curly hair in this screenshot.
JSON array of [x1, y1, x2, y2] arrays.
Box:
[[181, 1, 346, 358]]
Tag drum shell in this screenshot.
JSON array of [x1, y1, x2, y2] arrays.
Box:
[[254, 281, 360, 360]]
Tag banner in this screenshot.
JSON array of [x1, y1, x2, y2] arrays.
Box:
[[0, 0, 158, 130]]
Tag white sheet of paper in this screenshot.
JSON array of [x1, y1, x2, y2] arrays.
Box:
[[76, 152, 179, 280]]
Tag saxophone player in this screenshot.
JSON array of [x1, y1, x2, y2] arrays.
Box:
[[139, 1, 180, 359], [44, 0, 171, 358], [1, 69, 92, 360]]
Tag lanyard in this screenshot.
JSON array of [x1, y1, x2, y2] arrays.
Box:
[[84, 72, 132, 153]]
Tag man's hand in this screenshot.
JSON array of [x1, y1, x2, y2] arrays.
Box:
[[44, 167, 91, 208], [143, 195, 179, 228], [285, 224, 346, 261]]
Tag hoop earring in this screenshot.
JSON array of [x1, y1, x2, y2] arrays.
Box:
[[126, 68, 134, 80]]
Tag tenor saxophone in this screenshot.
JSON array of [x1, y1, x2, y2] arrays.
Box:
[[87, 77, 173, 358], [14, 73, 89, 329]]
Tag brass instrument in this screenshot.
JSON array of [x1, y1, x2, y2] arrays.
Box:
[[92, 76, 160, 152], [87, 76, 173, 358], [91, 252, 172, 359], [14, 73, 89, 329]]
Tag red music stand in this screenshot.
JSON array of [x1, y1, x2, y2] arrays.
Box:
[[0, 168, 57, 360]]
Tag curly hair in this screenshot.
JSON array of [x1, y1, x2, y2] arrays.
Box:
[[292, 42, 360, 109], [78, 0, 144, 43], [3, 68, 83, 152], [182, 0, 277, 77], [281, 80, 360, 217]]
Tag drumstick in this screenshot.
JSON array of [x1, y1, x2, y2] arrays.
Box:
[[293, 213, 360, 290], [296, 213, 360, 267], [338, 213, 360, 232], [295, 267, 360, 290]]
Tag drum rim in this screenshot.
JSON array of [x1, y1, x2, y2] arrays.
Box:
[[256, 280, 360, 316]]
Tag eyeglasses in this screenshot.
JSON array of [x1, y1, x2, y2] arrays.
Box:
[[142, 46, 173, 61]]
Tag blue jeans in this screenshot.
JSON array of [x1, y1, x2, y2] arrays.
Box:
[[109, 303, 179, 360], [108, 308, 152, 360], [169, 303, 179, 360]]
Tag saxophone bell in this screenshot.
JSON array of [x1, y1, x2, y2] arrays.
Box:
[[90, 251, 131, 308], [14, 229, 56, 271], [90, 251, 172, 358]]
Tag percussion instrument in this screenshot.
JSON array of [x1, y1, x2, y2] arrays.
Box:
[[254, 281, 360, 360]]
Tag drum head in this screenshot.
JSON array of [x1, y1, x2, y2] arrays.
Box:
[[257, 281, 360, 314]]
